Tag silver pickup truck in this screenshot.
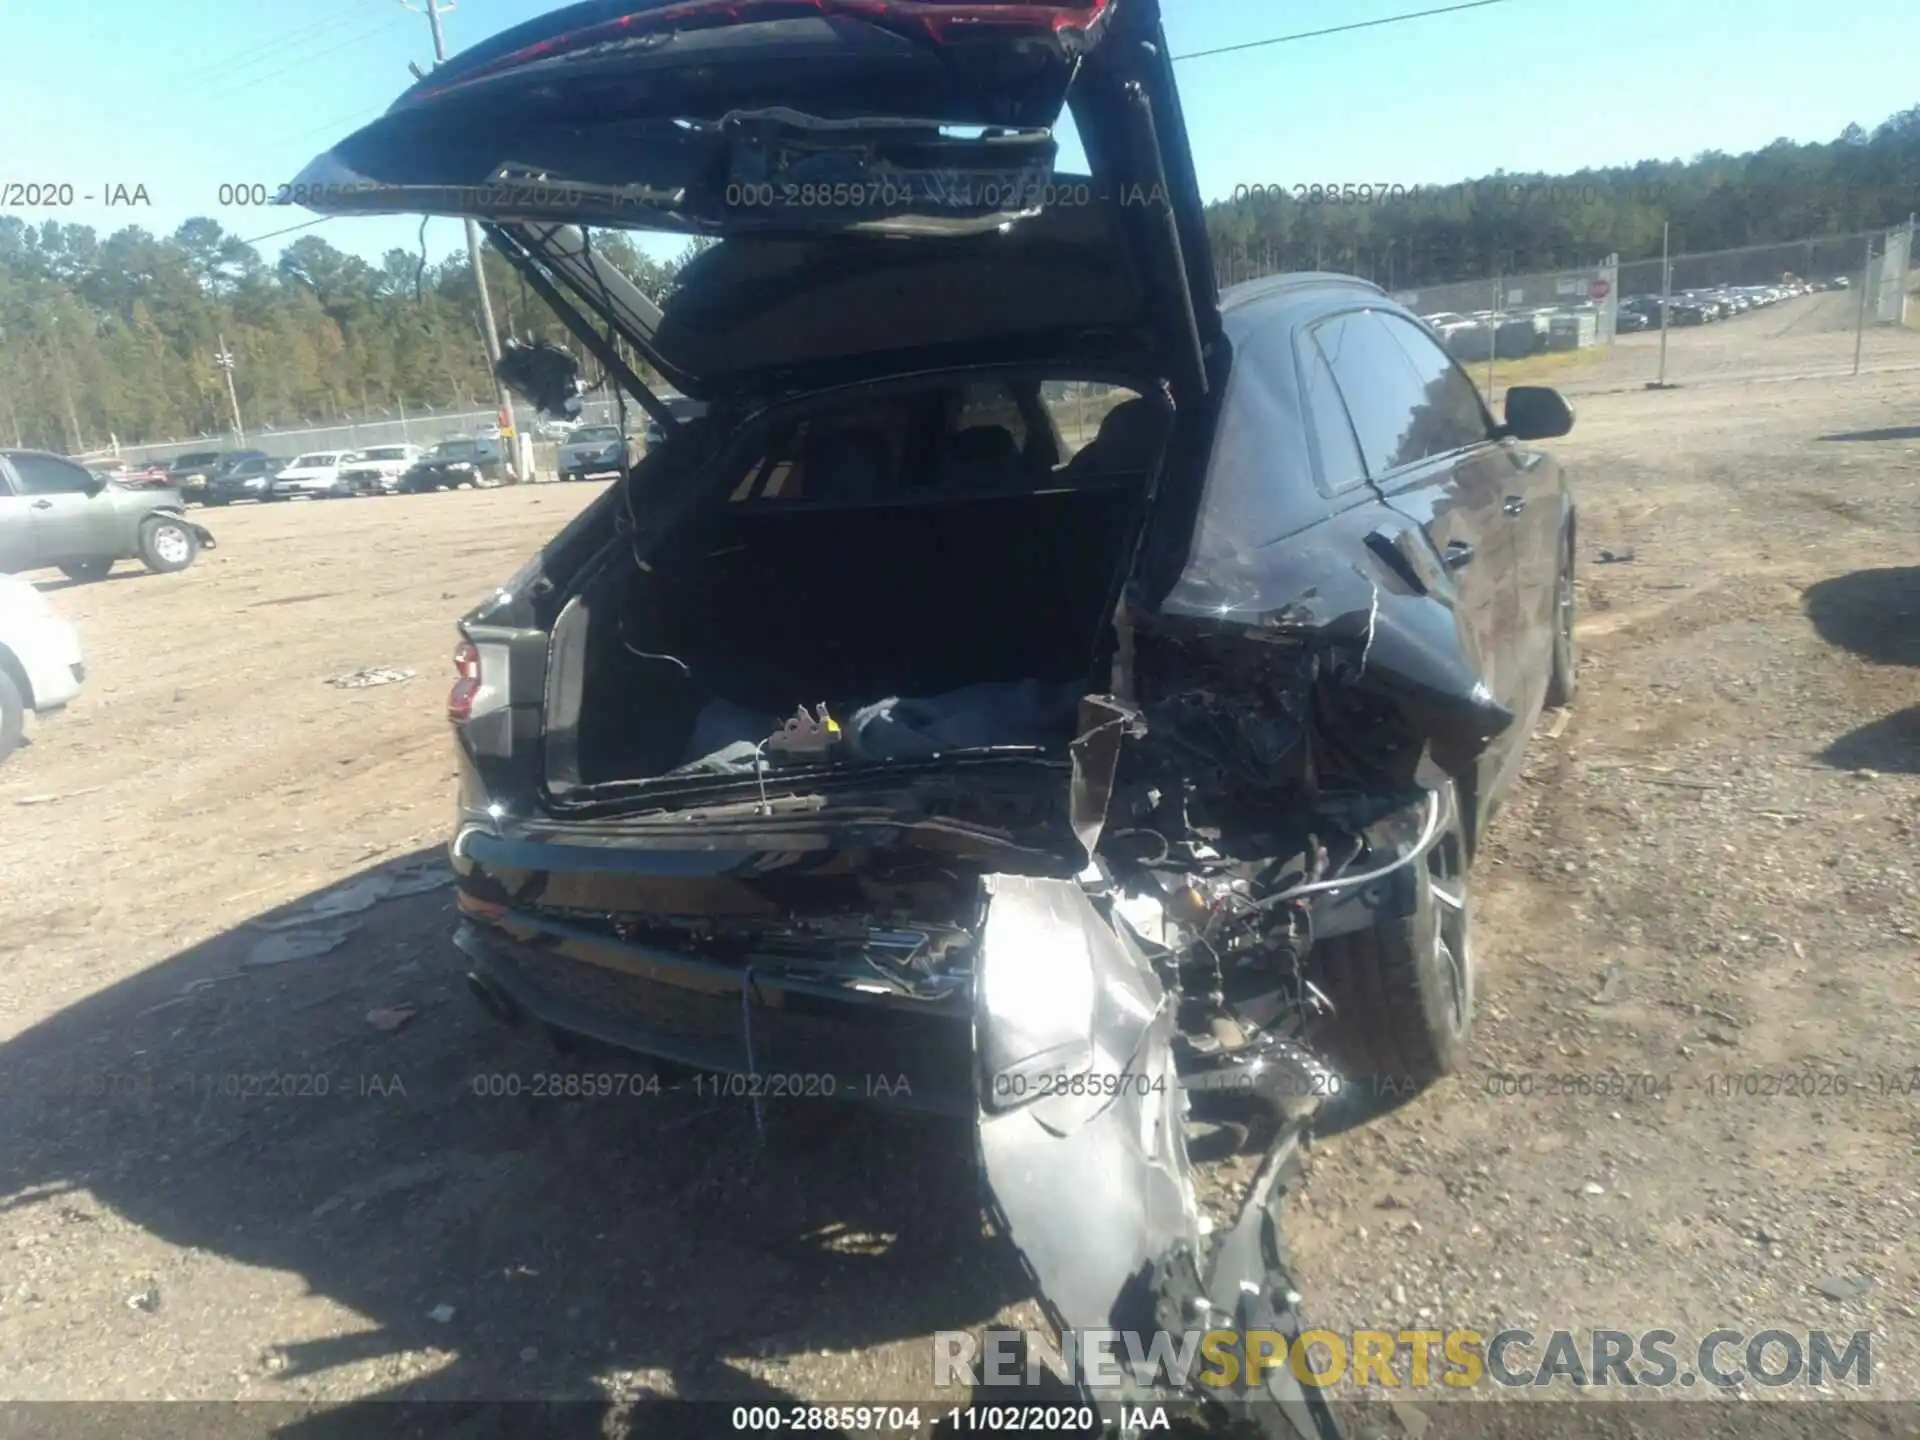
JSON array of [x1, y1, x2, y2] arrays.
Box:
[[0, 449, 216, 582]]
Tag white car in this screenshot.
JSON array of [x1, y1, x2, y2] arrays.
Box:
[[0, 574, 85, 763], [272, 450, 361, 499], [336, 444, 426, 495]]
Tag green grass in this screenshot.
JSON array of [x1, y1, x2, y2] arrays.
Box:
[[1477, 345, 1609, 394]]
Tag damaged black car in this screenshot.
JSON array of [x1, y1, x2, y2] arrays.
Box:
[[293, 0, 1577, 1431]]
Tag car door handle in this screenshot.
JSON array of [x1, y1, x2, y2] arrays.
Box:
[[1503, 495, 1527, 515], [30, 499, 52, 510], [1443, 539, 1475, 569]]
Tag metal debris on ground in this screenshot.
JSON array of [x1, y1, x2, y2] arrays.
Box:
[[13, 786, 106, 806], [327, 666, 416, 689], [366, 1005, 416, 1033], [250, 864, 454, 931], [427, 1303, 456, 1324], [1810, 1274, 1877, 1303], [244, 923, 359, 969], [1596, 547, 1636, 564]]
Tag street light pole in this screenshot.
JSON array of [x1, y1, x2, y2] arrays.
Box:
[[1654, 222, 1673, 389], [215, 335, 246, 445], [408, 0, 521, 479]]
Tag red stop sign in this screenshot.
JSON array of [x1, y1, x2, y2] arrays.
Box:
[[1589, 278, 1611, 301]]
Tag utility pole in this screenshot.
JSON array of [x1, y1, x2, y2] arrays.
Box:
[[214, 336, 246, 444], [407, 0, 521, 479], [1852, 232, 1872, 377], [1652, 222, 1673, 389]]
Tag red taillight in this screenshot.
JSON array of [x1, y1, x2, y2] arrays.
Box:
[[448, 639, 481, 723]]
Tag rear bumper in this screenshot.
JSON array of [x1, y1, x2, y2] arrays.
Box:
[[455, 909, 976, 1117]]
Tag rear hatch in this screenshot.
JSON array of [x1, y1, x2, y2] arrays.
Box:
[[287, 0, 1219, 402]]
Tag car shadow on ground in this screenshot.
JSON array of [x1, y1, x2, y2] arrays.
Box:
[[0, 849, 1030, 1433], [30, 568, 157, 594], [1816, 424, 1920, 443], [1819, 708, 1920, 775], [1802, 567, 1920, 668]]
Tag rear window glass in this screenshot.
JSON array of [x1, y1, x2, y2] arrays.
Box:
[[362, 447, 410, 460], [571, 427, 623, 443]]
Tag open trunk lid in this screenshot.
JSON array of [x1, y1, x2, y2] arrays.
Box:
[[287, 0, 1218, 400]]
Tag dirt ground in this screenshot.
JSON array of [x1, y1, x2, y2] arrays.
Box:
[[1, 297, 1917, 1435]]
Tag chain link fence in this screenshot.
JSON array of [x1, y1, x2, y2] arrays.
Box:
[[104, 394, 645, 467], [1610, 226, 1919, 389], [1213, 223, 1920, 397], [98, 226, 1919, 465]]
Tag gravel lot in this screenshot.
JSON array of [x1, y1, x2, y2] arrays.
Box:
[[1, 296, 1916, 1434]]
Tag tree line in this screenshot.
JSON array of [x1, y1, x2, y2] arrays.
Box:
[[0, 103, 1915, 454], [1205, 106, 1919, 291], [0, 219, 687, 455]]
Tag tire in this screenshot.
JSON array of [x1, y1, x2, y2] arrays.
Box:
[[1545, 536, 1578, 708], [1308, 782, 1474, 1107], [138, 514, 200, 573], [0, 668, 23, 764], [59, 557, 114, 583]]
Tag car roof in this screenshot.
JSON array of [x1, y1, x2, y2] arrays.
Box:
[[1218, 271, 1386, 318]]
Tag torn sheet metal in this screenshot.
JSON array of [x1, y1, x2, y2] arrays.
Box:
[[973, 872, 1343, 1437]]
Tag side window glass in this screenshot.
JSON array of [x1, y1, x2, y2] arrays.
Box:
[[1299, 348, 1367, 492], [1314, 310, 1430, 477], [9, 453, 96, 496], [1376, 313, 1493, 459]]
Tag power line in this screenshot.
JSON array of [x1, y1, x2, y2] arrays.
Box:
[[226, 16, 406, 98], [239, 216, 335, 247], [207, 1, 386, 78], [1174, 0, 1516, 61], [269, 102, 391, 152]]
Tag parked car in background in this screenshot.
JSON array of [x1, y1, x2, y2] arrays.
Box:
[[85, 459, 172, 488], [557, 424, 633, 482], [534, 416, 580, 441], [0, 572, 85, 764], [641, 397, 708, 452], [1615, 306, 1651, 332], [204, 454, 289, 505], [165, 449, 226, 501], [272, 451, 362, 500], [0, 449, 215, 582], [396, 437, 506, 492], [172, 449, 272, 505], [337, 444, 425, 495]]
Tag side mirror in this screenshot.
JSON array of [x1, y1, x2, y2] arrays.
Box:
[[1498, 385, 1574, 441]]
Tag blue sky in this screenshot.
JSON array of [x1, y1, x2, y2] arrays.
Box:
[[1, 0, 1913, 268]]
